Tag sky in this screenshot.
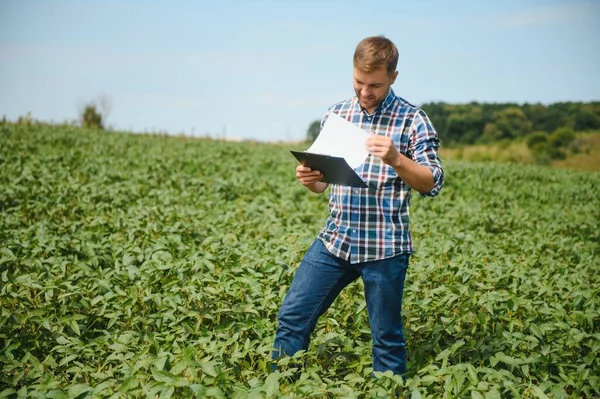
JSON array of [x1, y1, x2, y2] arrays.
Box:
[[1, 0, 599, 142]]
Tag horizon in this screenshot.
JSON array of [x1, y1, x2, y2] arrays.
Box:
[[1, 0, 599, 141], [3, 97, 599, 144]]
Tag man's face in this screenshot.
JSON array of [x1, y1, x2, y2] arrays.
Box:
[[353, 66, 397, 113]]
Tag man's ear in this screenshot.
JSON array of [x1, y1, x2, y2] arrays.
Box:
[[390, 71, 398, 85]]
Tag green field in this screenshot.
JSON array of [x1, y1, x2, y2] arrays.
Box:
[[1, 124, 599, 398]]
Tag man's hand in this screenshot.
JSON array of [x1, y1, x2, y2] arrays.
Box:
[[296, 165, 327, 193], [296, 165, 323, 185], [365, 133, 436, 193], [365, 134, 400, 167]]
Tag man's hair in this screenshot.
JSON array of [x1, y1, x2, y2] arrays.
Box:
[[353, 35, 398, 75]]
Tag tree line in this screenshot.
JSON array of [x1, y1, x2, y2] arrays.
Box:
[[307, 101, 600, 146], [420, 101, 600, 146]]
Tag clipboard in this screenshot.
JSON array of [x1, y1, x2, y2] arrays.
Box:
[[290, 150, 368, 188]]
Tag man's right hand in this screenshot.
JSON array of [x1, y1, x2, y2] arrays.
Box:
[[296, 165, 327, 193]]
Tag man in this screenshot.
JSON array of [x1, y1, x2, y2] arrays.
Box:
[[272, 35, 444, 376]]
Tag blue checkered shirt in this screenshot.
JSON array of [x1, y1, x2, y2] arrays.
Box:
[[318, 89, 444, 264]]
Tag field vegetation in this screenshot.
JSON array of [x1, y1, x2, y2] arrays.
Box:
[[1, 122, 598, 398]]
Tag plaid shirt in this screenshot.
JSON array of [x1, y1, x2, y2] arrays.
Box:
[[318, 89, 444, 264]]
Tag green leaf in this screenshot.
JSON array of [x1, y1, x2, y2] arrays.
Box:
[[92, 382, 113, 395], [0, 389, 17, 398], [151, 369, 188, 387], [450, 340, 465, 354], [151, 369, 176, 384], [485, 388, 501, 399], [122, 253, 135, 266], [59, 354, 78, 367], [120, 376, 138, 393], [46, 390, 68, 399], [421, 375, 438, 385], [507, 298, 515, 310], [70, 320, 80, 335], [471, 391, 484, 399], [264, 372, 280, 398], [466, 364, 479, 384], [68, 384, 92, 399], [530, 385, 550, 399], [411, 388, 422, 399], [159, 386, 175, 399], [0, 248, 16, 264], [42, 355, 58, 368], [201, 361, 218, 377]]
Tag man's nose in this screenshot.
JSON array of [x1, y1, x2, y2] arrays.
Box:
[[361, 87, 371, 97]]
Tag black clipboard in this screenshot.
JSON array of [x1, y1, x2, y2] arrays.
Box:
[[290, 151, 368, 188]]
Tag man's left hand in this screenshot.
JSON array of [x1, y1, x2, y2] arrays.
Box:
[[365, 134, 399, 167]]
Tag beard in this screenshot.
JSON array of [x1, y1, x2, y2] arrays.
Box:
[[356, 91, 385, 111]]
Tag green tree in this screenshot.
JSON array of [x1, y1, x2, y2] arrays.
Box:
[[80, 95, 111, 130], [548, 127, 575, 148], [421, 102, 452, 137], [307, 120, 321, 142], [82, 104, 104, 129], [481, 123, 502, 142], [483, 107, 532, 141], [537, 103, 573, 132], [574, 105, 600, 131], [526, 131, 548, 149], [444, 105, 485, 145], [528, 128, 576, 163]]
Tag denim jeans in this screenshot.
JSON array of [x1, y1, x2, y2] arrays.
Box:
[[272, 238, 409, 375]]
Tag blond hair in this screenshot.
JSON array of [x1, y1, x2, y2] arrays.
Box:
[[353, 35, 398, 75]]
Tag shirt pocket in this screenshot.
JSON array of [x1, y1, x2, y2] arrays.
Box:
[[363, 167, 403, 191]]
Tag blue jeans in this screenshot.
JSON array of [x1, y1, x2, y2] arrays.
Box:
[[272, 239, 409, 375]]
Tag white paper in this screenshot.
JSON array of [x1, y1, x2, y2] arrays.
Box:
[[306, 112, 370, 169]]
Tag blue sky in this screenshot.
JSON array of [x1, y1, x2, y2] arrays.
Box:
[[1, 0, 599, 141]]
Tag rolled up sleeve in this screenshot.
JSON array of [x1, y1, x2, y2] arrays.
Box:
[[410, 110, 444, 197]]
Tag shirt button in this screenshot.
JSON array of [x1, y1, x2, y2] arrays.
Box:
[[352, 229, 357, 233], [354, 189, 359, 194], [366, 116, 372, 121], [353, 210, 358, 213]]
